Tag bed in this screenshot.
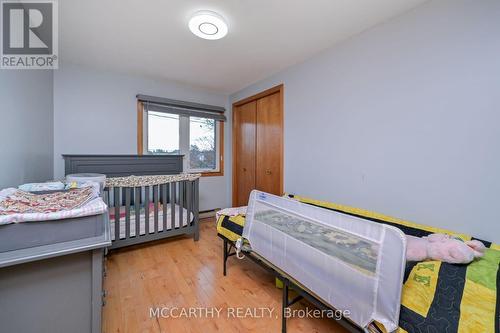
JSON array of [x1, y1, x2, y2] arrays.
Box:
[[217, 193, 500, 333], [63, 154, 200, 249]]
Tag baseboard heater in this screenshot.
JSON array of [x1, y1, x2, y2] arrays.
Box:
[[200, 209, 221, 219]]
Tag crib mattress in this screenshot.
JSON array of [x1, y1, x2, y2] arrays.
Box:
[[110, 204, 192, 240]]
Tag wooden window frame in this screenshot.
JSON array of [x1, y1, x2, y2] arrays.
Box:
[[200, 121, 224, 177], [137, 100, 224, 177]]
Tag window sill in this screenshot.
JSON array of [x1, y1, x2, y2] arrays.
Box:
[[200, 171, 224, 177]]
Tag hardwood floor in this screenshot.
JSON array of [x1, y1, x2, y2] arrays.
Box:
[[103, 219, 348, 333]]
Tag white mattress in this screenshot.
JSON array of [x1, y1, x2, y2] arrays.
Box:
[[110, 204, 192, 240]]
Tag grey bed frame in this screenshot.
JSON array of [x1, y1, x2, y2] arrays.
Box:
[[63, 155, 200, 249]]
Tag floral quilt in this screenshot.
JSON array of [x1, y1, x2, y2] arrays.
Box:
[[0, 187, 96, 215]]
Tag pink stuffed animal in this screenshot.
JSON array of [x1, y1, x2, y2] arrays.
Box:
[[406, 233, 486, 264]]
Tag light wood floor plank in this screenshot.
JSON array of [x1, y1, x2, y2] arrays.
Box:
[[103, 219, 348, 333]]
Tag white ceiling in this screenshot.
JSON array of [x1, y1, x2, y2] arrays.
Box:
[[60, 0, 427, 94]]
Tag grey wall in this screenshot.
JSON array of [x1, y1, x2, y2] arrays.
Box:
[[0, 71, 54, 188], [231, 0, 500, 242], [53, 64, 230, 211]]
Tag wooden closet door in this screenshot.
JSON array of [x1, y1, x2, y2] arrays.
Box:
[[233, 101, 257, 207], [256, 92, 283, 195]]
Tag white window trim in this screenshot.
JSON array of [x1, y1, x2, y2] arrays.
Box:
[[143, 112, 221, 174]]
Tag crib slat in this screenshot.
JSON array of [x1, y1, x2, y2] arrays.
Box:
[[162, 184, 167, 231], [171, 182, 176, 229], [186, 181, 192, 226], [135, 187, 140, 237], [145, 186, 150, 234], [179, 181, 184, 228], [153, 185, 159, 233], [125, 187, 131, 239], [114, 187, 120, 240], [194, 178, 200, 241], [103, 189, 109, 206]]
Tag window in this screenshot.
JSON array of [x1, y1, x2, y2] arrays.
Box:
[[142, 111, 223, 176], [189, 117, 216, 171]]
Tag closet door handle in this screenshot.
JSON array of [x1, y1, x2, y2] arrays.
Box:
[[243, 167, 247, 172], [265, 170, 272, 175]]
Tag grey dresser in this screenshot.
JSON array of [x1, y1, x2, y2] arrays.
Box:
[[0, 213, 111, 333]]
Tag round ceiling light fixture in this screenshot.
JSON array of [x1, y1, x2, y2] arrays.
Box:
[[189, 10, 228, 40]]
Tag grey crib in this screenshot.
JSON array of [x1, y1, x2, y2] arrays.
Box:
[[103, 178, 199, 249], [63, 154, 200, 250]]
